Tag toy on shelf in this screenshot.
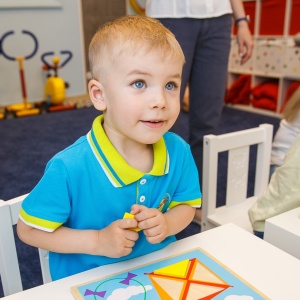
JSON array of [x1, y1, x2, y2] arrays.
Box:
[[41, 50, 74, 112], [0, 107, 6, 120], [1, 30, 40, 117], [129, 0, 145, 15]]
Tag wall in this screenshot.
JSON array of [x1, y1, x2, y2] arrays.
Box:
[[81, 0, 126, 73], [0, 1, 86, 106]]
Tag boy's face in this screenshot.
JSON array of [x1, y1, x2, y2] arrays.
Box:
[[90, 49, 182, 146]]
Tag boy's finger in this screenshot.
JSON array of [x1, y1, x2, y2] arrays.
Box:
[[121, 213, 140, 232], [130, 204, 145, 214]]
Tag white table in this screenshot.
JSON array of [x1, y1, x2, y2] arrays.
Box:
[[264, 207, 300, 260], [3, 223, 300, 299]]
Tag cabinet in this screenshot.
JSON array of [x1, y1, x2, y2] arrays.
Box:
[[227, 0, 300, 116]]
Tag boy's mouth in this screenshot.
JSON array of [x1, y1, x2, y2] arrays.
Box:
[[141, 120, 165, 128]]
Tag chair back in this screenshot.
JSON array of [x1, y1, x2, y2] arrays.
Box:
[[0, 194, 52, 296], [201, 124, 273, 232]]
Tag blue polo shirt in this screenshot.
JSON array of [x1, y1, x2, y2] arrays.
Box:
[[20, 115, 201, 280]]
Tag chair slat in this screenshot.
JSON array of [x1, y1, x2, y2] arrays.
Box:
[[201, 124, 273, 232]]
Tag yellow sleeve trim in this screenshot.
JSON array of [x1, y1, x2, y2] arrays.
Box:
[[169, 198, 202, 209], [20, 208, 62, 232]]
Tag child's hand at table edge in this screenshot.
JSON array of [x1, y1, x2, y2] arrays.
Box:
[[97, 218, 139, 258]]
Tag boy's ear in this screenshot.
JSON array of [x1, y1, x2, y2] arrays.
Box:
[[88, 79, 107, 111]]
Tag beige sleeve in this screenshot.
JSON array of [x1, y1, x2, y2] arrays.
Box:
[[248, 134, 300, 232]]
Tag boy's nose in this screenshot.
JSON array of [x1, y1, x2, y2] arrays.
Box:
[[151, 91, 166, 109]]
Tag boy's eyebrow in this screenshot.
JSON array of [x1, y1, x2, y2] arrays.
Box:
[[127, 69, 182, 79], [127, 70, 150, 76], [171, 73, 182, 79]]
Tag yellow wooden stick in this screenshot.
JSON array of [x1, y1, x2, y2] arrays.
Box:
[[123, 212, 141, 232]]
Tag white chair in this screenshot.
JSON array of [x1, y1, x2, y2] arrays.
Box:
[[201, 124, 273, 233], [0, 194, 52, 296]]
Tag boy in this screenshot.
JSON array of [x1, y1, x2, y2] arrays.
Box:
[[17, 15, 202, 281]]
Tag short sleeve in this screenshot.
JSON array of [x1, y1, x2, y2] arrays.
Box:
[[20, 157, 72, 232], [248, 134, 300, 232], [166, 135, 202, 209]]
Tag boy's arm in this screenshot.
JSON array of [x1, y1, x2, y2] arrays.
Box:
[[17, 217, 139, 258], [163, 204, 196, 235], [131, 204, 195, 244]]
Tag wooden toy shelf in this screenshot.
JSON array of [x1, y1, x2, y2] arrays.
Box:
[[227, 0, 300, 116]]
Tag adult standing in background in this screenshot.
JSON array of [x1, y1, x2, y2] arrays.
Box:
[[146, 0, 253, 223]]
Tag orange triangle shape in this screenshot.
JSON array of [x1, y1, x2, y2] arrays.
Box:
[[148, 275, 173, 300], [149, 274, 186, 299]]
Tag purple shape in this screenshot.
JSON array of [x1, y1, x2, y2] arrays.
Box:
[[119, 272, 137, 285], [84, 289, 106, 298]]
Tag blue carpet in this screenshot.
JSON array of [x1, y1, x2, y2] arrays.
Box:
[[0, 105, 280, 297]]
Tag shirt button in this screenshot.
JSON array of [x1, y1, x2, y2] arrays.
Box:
[[140, 195, 146, 202], [140, 179, 147, 185]]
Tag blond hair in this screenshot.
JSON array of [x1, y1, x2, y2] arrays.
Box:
[[283, 86, 300, 122], [89, 15, 185, 80]]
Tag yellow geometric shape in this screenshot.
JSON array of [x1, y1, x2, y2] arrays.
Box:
[[149, 275, 186, 299], [122, 212, 141, 232], [154, 259, 190, 277], [123, 212, 134, 219], [148, 258, 231, 300]]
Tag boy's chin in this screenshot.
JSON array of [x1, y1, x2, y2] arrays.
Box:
[[139, 135, 164, 145]]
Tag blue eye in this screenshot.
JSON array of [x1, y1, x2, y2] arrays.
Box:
[[166, 82, 176, 90], [132, 81, 145, 89]]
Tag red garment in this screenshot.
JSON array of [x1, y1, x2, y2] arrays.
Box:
[[225, 75, 251, 105], [251, 81, 278, 111], [251, 81, 279, 100], [252, 97, 277, 111]]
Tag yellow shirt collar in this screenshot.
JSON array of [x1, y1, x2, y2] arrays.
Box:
[[87, 115, 169, 187]]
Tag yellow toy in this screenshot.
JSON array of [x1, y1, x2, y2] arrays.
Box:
[[44, 57, 66, 105], [6, 57, 40, 117], [41, 51, 72, 107], [129, 0, 145, 15], [123, 212, 141, 232], [2, 30, 40, 117], [0, 107, 6, 120]]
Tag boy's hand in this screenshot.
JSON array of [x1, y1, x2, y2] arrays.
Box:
[[130, 204, 168, 244], [97, 218, 139, 258]]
